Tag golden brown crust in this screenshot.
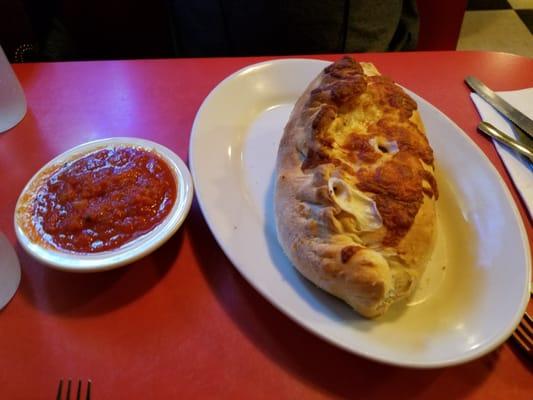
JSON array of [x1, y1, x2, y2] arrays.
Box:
[[274, 57, 438, 317]]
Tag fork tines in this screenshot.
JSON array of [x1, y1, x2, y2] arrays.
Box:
[[512, 312, 533, 357], [56, 379, 92, 400]]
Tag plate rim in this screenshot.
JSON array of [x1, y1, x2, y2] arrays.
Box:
[[189, 58, 532, 368]]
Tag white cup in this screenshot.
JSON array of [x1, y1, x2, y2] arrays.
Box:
[[0, 46, 27, 133]]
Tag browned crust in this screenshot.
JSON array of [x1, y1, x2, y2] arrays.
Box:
[[274, 57, 437, 317]]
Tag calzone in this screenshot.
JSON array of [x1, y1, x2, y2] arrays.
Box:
[[274, 57, 438, 318]]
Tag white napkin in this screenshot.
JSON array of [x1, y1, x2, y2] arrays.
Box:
[[471, 89, 533, 217], [0, 232, 21, 310]]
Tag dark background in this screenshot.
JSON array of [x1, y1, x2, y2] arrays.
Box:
[[0, 0, 468, 62]]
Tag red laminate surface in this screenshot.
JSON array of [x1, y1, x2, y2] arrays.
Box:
[[0, 52, 531, 399]]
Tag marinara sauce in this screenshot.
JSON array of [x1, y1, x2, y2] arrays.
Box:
[[32, 147, 176, 253]]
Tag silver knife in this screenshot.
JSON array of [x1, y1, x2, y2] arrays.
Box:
[[465, 76, 533, 139]]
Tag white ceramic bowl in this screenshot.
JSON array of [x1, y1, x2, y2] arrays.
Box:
[[14, 137, 193, 272]]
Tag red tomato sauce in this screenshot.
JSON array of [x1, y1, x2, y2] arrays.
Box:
[[32, 147, 176, 253]]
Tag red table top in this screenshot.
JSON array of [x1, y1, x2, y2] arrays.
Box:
[[0, 52, 531, 399]]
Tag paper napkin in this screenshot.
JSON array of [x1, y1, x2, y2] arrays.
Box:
[[471, 89, 533, 217]]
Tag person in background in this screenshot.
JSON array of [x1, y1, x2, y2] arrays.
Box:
[[0, 0, 419, 62], [170, 0, 419, 56]]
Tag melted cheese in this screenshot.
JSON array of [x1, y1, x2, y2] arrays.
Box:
[[369, 137, 399, 155], [328, 177, 382, 232]]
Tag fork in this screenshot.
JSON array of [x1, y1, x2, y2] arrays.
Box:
[[56, 379, 92, 400], [512, 291, 532, 357]]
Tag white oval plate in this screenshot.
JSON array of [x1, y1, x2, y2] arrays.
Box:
[[14, 137, 193, 272], [189, 59, 531, 367]]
